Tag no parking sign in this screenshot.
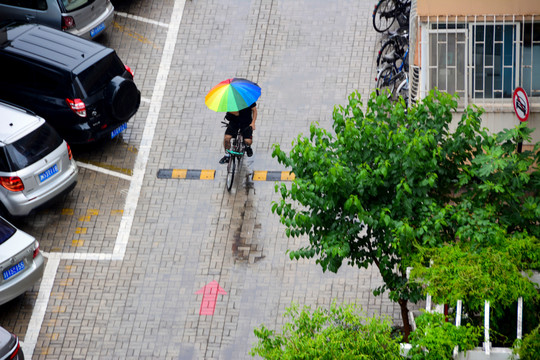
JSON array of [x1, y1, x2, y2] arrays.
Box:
[[513, 87, 530, 122]]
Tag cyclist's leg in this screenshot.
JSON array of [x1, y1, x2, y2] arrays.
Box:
[[224, 134, 233, 151], [242, 126, 254, 157], [220, 125, 236, 164]]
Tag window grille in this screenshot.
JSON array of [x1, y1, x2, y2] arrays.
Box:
[[419, 15, 540, 107]]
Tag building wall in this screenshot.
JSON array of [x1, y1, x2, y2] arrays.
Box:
[[412, 1, 540, 145], [448, 111, 540, 145], [417, 0, 540, 16]]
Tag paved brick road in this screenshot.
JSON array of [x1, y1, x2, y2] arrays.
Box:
[[0, 1, 415, 359]]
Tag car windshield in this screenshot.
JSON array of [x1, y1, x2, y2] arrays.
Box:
[[4, 123, 63, 171], [0, 217, 16, 245], [77, 51, 125, 95], [62, 0, 93, 12]]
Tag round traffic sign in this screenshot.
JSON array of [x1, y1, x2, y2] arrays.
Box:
[[513, 87, 529, 122]]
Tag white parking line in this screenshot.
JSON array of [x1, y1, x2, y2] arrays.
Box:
[[113, 0, 186, 258], [22, 2, 187, 358], [22, 254, 60, 359], [115, 12, 170, 29], [76, 161, 132, 181]]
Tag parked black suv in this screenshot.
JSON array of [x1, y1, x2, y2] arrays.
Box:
[[0, 21, 140, 144]]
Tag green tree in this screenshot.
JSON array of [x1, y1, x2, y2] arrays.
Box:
[[271, 89, 540, 341], [408, 311, 481, 360], [513, 324, 540, 360], [250, 302, 402, 359]]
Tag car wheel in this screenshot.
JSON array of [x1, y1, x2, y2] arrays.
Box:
[[106, 76, 141, 122]]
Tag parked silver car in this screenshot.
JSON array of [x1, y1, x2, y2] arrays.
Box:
[[0, 0, 114, 40], [0, 216, 44, 306], [0, 101, 78, 217], [0, 326, 23, 359]]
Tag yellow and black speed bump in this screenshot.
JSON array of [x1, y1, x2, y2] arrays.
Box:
[[252, 171, 295, 181], [157, 169, 215, 180]]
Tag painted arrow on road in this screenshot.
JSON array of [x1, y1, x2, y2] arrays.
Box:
[[196, 281, 227, 315]]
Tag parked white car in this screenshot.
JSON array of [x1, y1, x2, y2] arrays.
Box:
[[0, 101, 78, 217], [0, 216, 44, 305]]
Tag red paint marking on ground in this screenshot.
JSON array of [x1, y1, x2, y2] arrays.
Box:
[[196, 281, 227, 315]]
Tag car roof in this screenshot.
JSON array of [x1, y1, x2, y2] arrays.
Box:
[[1, 23, 108, 71], [0, 102, 44, 145]]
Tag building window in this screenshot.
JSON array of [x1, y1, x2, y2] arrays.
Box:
[[424, 17, 539, 104], [472, 24, 518, 99], [429, 31, 467, 98], [522, 23, 540, 97]]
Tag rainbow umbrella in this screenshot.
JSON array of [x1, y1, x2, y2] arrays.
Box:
[[205, 78, 261, 112]]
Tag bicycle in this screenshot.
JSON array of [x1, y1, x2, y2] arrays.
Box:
[[222, 121, 248, 192], [372, 0, 411, 33], [376, 30, 408, 68], [375, 48, 409, 103]]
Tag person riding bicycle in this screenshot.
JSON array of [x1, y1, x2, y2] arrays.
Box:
[[219, 102, 257, 164]]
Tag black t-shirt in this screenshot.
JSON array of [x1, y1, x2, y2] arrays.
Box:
[[226, 102, 256, 127]]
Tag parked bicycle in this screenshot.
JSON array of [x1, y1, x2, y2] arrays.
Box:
[[375, 48, 409, 103], [376, 30, 409, 68], [372, 0, 411, 33], [222, 121, 247, 192]]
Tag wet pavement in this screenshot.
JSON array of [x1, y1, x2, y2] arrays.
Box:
[[0, 0, 411, 359]]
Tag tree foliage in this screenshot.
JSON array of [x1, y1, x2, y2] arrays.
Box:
[[411, 234, 540, 317], [250, 302, 402, 359], [271, 89, 540, 338], [513, 324, 540, 360], [408, 311, 481, 360]]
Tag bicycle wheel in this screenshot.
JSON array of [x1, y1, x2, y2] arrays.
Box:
[[376, 37, 408, 68], [373, 0, 396, 33], [395, 73, 409, 104], [376, 66, 396, 98], [226, 155, 236, 192]]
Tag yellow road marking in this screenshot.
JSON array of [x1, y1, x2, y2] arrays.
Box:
[[75, 227, 87, 234], [172, 169, 187, 179], [71, 240, 85, 247], [200, 170, 215, 179], [252, 171, 296, 181], [113, 22, 161, 50], [253, 171, 268, 181], [281, 171, 295, 181], [59, 279, 73, 286]]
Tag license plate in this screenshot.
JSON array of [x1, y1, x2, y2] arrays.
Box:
[[111, 123, 127, 139], [39, 164, 58, 182], [90, 22, 106, 38], [3, 261, 24, 280]]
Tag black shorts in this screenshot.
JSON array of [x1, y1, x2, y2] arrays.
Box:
[[225, 122, 253, 139]]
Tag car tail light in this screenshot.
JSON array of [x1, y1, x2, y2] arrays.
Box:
[[33, 241, 40, 259], [125, 65, 134, 77], [0, 176, 24, 192], [62, 15, 75, 31], [66, 143, 73, 160], [66, 98, 87, 117]]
